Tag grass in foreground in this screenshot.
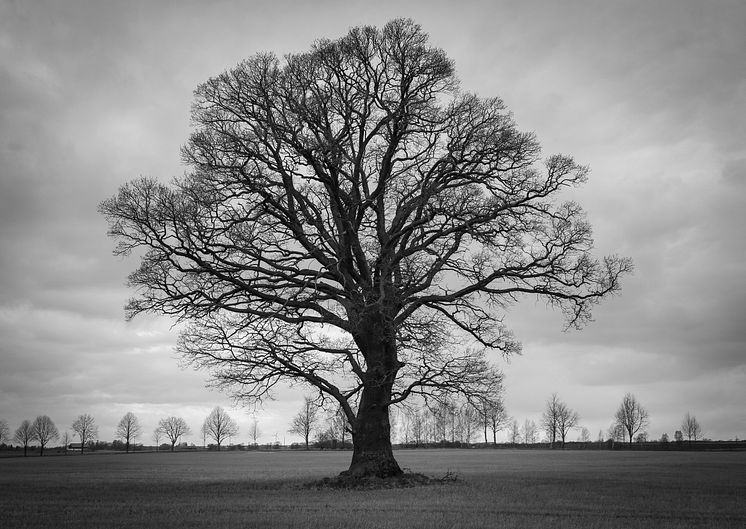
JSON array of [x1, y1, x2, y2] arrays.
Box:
[[1, 449, 744, 528]]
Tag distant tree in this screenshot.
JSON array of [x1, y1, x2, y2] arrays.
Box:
[[202, 406, 239, 449], [681, 412, 703, 443], [608, 422, 625, 443], [61, 431, 72, 454], [597, 430, 605, 443], [614, 393, 649, 443], [32, 415, 59, 456], [71, 414, 98, 455], [634, 432, 648, 443], [522, 419, 537, 444], [152, 428, 164, 451], [578, 427, 591, 443], [478, 397, 508, 446], [0, 419, 10, 446], [405, 408, 426, 447], [326, 405, 349, 447], [541, 393, 579, 448], [116, 412, 142, 453], [556, 403, 580, 448], [508, 419, 522, 444], [660, 432, 669, 443], [541, 393, 561, 447], [14, 420, 34, 456], [157, 417, 191, 451], [288, 397, 320, 450], [460, 403, 479, 444], [248, 415, 261, 447], [674, 430, 684, 443]]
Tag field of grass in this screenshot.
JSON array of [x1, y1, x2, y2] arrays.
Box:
[[1, 449, 744, 528]]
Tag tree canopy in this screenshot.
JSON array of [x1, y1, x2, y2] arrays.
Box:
[[101, 19, 631, 477]]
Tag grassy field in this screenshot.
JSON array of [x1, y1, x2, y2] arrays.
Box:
[[1, 449, 744, 528]]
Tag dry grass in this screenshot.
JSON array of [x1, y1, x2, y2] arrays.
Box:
[[1, 449, 744, 528]]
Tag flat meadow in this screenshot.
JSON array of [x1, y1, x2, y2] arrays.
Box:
[[1, 449, 744, 528]]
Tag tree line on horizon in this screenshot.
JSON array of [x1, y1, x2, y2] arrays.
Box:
[[0, 392, 711, 456]]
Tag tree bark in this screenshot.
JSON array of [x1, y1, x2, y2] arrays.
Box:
[[345, 381, 402, 478], [344, 320, 403, 478]]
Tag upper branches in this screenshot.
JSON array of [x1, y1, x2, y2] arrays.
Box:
[[100, 18, 632, 408]]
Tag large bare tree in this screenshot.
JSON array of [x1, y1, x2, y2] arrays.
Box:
[[14, 419, 34, 457], [202, 406, 239, 449], [614, 393, 649, 443], [32, 415, 59, 456], [116, 412, 142, 453], [71, 414, 98, 455], [100, 19, 631, 477], [156, 417, 191, 451]]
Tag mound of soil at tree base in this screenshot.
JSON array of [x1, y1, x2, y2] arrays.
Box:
[[303, 471, 458, 490]]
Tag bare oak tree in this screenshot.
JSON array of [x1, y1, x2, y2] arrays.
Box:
[[100, 19, 631, 478], [116, 412, 142, 453], [14, 419, 34, 457], [681, 412, 703, 443], [157, 417, 191, 451], [32, 415, 59, 456], [71, 414, 98, 455], [203, 406, 239, 449], [289, 396, 320, 449], [614, 393, 649, 443]]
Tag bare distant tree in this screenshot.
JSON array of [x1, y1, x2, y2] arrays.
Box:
[[32, 415, 59, 456], [578, 427, 591, 443], [157, 417, 191, 451], [202, 407, 239, 449], [152, 428, 164, 451], [608, 422, 625, 443], [101, 18, 631, 479], [542, 393, 562, 447], [508, 419, 522, 444], [116, 412, 142, 453], [614, 393, 649, 443], [14, 419, 34, 457], [71, 414, 98, 454], [478, 397, 508, 446], [460, 403, 479, 444], [406, 408, 426, 447], [522, 419, 538, 444], [0, 419, 9, 446], [556, 402, 580, 448], [61, 431, 72, 454], [681, 412, 703, 443], [326, 405, 349, 447], [248, 416, 261, 447], [289, 397, 319, 450], [674, 430, 684, 443]]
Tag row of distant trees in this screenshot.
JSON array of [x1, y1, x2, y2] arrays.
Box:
[[0, 394, 707, 455], [0, 406, 252, 456], [285, 391, 707, 449]]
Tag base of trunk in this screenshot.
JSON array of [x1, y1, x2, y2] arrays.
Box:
[[342, 448, 403, 478]]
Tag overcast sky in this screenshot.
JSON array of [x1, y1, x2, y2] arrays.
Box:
[[1, 0, 744, 447]]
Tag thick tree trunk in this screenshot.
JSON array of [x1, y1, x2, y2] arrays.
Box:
[[344, 381, 402, 478], [344, 316, 403, 478]]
